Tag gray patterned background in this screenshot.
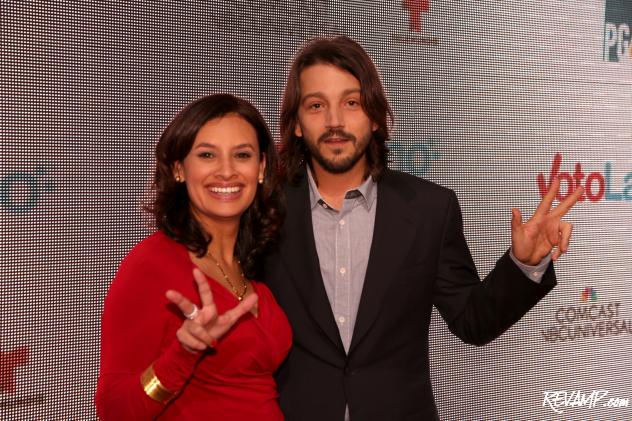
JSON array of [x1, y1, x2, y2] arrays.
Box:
[[1, 1, 631, 419]]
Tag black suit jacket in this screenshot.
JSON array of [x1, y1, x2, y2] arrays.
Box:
[[264, 169, 556, 421]]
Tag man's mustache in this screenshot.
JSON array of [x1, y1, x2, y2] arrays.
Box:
[[318, 129, 356, 143]]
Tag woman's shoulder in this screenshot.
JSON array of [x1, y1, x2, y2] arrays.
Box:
[[103, 232, 190, 332], [114, 231, 190, 285], [124, 231, 185, 264]]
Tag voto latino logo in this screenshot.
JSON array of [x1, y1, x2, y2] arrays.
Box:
[[541, 288, 631, 343], [537, 153, 632, 202], [603, 0, 632, 62], [389, 137, 440, 177], [0, 166, 54, 213]]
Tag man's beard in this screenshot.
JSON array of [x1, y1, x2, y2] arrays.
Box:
[[304, 129, 372, 174]]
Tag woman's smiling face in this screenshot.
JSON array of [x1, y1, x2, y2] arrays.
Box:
[[174, 113, 265, 227]]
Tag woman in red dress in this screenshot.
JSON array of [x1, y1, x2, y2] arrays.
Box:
[[95, 94, 291, 420]]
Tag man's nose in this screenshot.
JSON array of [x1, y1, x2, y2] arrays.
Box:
[[325, 105, 344, 128]]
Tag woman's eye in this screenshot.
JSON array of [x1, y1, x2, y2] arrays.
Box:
[[235, 152, 252, 159], [198, 152, 214, 159]]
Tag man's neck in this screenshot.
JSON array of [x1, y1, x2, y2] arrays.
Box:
[[311, 160, 367, 210]]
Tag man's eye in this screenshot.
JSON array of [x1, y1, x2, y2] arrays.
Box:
[[309, 103, 322, 109]]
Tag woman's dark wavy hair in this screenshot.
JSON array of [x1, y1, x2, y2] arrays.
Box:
[[146, 93, 284, 279], [280, 36, 394, 184]]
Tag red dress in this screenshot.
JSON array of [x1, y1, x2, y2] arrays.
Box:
[[95, 231, 292, 420]]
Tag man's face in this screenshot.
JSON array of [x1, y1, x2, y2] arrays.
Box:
[[294, 63, 377, 175]]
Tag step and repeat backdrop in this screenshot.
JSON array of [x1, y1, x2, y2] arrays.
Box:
[[1, 1, 631, 419]]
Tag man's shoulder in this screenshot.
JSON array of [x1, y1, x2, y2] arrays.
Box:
[[380, 169, 454, 199]]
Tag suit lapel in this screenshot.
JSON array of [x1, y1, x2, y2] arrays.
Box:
[[279, 176, 344, 350], [349, 171, 418, 354]]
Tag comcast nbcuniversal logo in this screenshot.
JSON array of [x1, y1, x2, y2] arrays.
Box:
[[580, 286, 598, 303], [541, 288, 631, 343]]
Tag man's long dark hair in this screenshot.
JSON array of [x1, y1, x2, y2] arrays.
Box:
[[146, 93, 284, 279], [280, 36, 394, 184]]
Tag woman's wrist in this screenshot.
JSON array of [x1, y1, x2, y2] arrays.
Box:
[[140, 363, 179, 404]]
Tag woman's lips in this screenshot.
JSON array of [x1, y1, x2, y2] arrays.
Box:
[[207, 185, 243, 200]]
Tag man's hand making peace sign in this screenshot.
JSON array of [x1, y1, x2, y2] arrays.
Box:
[[511, 177, 584, 266]]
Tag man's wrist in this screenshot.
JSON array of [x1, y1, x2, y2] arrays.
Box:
[[509, 249, 551, 283]]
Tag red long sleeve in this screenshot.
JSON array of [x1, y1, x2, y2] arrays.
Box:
[[95, 234, 202, 420], [95, 232, 291, 420]]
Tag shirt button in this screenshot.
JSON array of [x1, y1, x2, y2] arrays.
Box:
[[338, 316, 346, 324], [533, 271, 541, 277], [322, 203, 328, 209], [339, 219, 345, 226], [339, 267, 346, 275]]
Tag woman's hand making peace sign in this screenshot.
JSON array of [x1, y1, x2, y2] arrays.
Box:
[[166, 268, 258, 353]]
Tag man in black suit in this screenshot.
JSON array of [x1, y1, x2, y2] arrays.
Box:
[[264, 36, 582, 420]]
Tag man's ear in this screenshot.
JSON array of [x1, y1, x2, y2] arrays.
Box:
[[294, 123, 303, 137]]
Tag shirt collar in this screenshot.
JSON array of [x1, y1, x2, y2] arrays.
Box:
[[306, 166, 377, 211]]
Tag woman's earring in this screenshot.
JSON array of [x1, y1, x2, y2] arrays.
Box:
[[175, 175, 182, 182], [258, 177, 264, 185]]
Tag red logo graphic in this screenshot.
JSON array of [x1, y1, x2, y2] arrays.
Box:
[[0, 347, 29, 394], [403, 0, 430, 32], [537, 153, 604, 202], [536, 153, 632, 202]]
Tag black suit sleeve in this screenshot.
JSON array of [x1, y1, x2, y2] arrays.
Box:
[[433, 190, 556, 346]]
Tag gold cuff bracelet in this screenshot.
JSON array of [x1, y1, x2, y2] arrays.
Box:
[[140, 364, 178, 404]]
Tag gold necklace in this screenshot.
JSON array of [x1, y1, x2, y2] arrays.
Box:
[[207, 252, 248, 301]]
